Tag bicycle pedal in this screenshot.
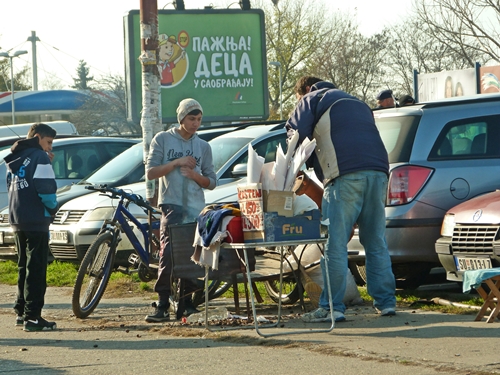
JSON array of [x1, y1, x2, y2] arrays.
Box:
[[128, 253, 140, 267]]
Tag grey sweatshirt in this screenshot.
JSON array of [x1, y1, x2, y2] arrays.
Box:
[[146, 127, 216, 220]]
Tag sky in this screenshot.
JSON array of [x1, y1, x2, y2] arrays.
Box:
[[1, 0, 413, 90]]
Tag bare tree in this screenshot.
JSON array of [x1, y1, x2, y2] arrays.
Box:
[[414, 0, 500, 65], [39, 72, 64, 90], [382, 7, 490, 99], [255, 0, 333, 118], [71, 74, 140, 136], [0, 60, 31, 91], [308, 11, 389, 105]]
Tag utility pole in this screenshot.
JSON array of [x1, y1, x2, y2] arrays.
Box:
[[27, 31, 40, 91], [139, 0, 161, 200]]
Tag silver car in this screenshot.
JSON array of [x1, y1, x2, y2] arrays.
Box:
[[0, 136, 139, 209], [348, 93, 500, 288], [0, 136, 139, 261]]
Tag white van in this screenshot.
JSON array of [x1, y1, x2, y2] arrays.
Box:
[[0, 121, 78, 138]]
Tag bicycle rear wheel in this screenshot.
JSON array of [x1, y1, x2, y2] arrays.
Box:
[[264, 278, 301, 305], [72, 232, 116, 318], [191, 279, 232, 307]]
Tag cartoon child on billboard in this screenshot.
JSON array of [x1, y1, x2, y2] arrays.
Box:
[[158, 33, 186, 87]]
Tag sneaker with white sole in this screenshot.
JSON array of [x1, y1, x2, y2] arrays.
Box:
[[302, 308, 347, 323], [145, 303, 170, 323], [24, 317, 57, 332], [333, 311, 346, 322], [379, 307, 396, 316], [302, 307, 331, 322]]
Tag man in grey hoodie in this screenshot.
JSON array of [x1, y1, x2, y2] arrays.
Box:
[[145, 98, 216, 322]]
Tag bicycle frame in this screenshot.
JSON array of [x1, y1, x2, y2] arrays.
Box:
[[101, 195, 159, 267]]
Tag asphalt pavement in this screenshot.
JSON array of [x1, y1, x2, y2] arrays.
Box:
[[1, 283, 500, 375]]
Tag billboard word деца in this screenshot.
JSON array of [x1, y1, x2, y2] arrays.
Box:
[[124, 9, 268, 124]]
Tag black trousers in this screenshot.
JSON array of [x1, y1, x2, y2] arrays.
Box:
[[155, 204, 198, 308], [14, 231, 50, 319]]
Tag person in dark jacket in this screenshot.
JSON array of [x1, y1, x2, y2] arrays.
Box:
[[4, 123, 59, 331], [285, 77, 396, 323]]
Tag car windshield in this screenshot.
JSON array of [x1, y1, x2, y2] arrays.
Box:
[[0, 147, 12, 162], [376, 115, 420, 163], [209, 136, 254, 172], [81, 142, 144, 184]]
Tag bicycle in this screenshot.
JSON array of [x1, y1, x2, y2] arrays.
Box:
[[72, 185, 229, 319], [72, 185, 161, 318]]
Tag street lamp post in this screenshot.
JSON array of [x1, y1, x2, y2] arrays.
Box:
[[0, 50, 28, 125], [269, 61, 282, 120]]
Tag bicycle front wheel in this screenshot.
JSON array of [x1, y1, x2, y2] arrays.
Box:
[[72, 232, 116, 318]]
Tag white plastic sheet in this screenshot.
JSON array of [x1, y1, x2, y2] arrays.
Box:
[[247, 143, 265, 184], [284, 136, 317, 191], [272, 143, 287, 191], [246, 129, 316, 191]]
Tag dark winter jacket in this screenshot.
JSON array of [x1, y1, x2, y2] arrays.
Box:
[[4, 137, 58, 231], [285, 81, 389, 186]]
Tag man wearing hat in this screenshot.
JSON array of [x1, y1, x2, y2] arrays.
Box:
[[145, 98, 216, 322], [398, 94, 415, 106], [375, 89, 397, 109]]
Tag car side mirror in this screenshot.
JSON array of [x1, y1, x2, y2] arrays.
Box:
[[231, 163, 247, 177]]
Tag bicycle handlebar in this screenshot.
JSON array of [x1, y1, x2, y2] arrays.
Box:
[[85, 185, 159, 213]]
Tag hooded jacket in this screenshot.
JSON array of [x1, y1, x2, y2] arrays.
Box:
[[285, 81, 389, 185], [146, 127, 217, 221], [4, 137, 59, 231]]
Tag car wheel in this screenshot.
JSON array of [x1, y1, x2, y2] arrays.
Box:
[[392, 262, 433, 290]]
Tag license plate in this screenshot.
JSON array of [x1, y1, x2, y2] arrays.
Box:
[[455, 256, 492, 271], [50, 230, 68, 244]]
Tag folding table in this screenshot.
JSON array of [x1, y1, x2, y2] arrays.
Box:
[[462, 268, 500, 323], [203, 238, 335, 337]]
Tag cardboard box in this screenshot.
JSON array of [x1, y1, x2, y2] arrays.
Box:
[[263, 190, 294, 217], [237, 183, 321, 243], [263, 209, 321, 242]]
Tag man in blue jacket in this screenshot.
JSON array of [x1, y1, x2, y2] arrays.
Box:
[[286, 77, 396, 323], [5, 123, 59, 331]]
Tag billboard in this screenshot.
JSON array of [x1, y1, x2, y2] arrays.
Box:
[[124, 9, 268, 124], [479, 65, 500, 94], [417, 68, 475, 102]]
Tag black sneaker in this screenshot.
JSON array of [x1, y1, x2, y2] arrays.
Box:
[[24, 317, 57, 332], [15, 316, 24, 327], [145, 303, 170, 323], [184, 304, 200, 317]]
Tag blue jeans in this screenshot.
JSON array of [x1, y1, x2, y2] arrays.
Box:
[[318, 170, 396, 313]]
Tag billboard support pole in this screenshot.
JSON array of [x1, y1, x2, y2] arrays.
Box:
[[475, 62, 481, 94], [139, 0, 160, 200]]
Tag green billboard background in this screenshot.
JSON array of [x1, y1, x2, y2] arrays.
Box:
[[124, 9, 269, 124]]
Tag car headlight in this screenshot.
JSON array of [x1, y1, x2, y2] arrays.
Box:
[[441, 213, 455, 237], [85, 207, 115, 222]]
